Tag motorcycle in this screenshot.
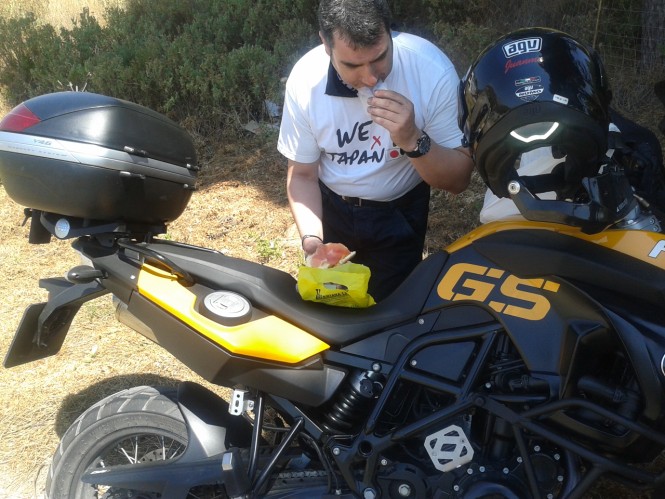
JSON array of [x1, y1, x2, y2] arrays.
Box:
[[2, 90, 665, 499]]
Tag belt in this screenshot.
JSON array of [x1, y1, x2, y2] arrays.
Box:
[[340, 195, 391, 207], [320, 181, 426, 208]]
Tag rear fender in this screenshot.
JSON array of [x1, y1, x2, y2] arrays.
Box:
[[80, 382, 255, 494], [176, 381, 253, 458]]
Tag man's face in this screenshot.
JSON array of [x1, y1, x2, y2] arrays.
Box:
[[322, 29, 393, 89]]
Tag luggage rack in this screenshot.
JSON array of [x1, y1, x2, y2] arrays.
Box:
[[26, 208, 168, 244]]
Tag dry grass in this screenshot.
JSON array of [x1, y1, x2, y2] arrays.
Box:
[[0, 124, 487, 497], [0, 0, 125, 119], [0, 3, 486, 495], [0, 133, 294, 497], [0, 98, 655, 499], [0, 2, 658, 498], [0, 0, 123, 27], [1, 149, 655, 499]]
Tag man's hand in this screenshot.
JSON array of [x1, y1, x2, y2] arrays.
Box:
[[367, 89, 420, 152], [365, 89, 474, 194], [302, 234, 324, 257]]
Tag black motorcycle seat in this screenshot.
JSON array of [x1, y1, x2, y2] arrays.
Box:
[[146, 241, 448, 345]]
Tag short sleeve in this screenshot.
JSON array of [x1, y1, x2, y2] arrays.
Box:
[[277, 72, 322, 164]]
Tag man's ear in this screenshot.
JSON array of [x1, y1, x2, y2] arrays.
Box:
[[320, 31, 331, 56]]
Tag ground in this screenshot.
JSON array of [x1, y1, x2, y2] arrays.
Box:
[[0, 132, 651, 498], [0, 132, 484, 496]]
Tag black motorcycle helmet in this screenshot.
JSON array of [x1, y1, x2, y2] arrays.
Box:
[[458, 27, 612, 199]]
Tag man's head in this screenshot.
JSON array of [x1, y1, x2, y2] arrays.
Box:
[[318, 0, 393, 89], [318, 0, 392, 49]]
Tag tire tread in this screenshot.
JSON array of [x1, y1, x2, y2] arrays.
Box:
[[46, 385, 185, 498]]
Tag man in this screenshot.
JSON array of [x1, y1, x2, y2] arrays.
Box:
[[278, 0, 473, 301]]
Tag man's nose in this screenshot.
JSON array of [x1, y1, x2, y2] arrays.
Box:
[[360, 66, 380, 88]]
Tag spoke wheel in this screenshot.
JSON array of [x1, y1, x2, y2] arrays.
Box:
[[46, 386, 223, 498]]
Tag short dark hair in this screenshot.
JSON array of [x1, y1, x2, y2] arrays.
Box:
[[318, 0, 392, 48]]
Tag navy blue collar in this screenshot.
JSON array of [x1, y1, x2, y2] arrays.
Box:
[[325, 62, 357, 98]]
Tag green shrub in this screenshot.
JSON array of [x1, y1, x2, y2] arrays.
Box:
[[0, 13, 61, 101], [0, 0, 319, 135], [0, 0, 661, 141]]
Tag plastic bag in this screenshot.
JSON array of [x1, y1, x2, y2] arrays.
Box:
[[297, 262, 376, 308]]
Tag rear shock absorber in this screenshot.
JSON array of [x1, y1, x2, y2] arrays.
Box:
[[320, 369, 384, 435]]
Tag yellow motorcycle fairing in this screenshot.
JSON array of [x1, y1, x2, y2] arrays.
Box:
[[137, 264, 329, 364], [446, 218, 665, 269]]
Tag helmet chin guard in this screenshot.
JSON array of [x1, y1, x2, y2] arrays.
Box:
[[508, 166, 637, 233]]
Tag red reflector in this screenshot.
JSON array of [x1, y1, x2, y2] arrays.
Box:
[[0, 103, 41, 131]]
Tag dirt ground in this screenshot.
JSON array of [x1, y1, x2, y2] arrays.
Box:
[[0, 136, 291, 496], [0, 131, 652, 498], [0, 130, 486, 497]]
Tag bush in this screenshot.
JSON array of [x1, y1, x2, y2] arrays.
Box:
[[0, 0, 319, 135], [0, 13, 62, 100], [0, 0, 661, 141]]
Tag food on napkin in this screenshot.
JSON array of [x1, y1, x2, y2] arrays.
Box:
[[305, 243, 356, 268]]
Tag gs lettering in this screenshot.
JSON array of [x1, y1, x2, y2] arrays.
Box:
[[437, 263, 560, 321]]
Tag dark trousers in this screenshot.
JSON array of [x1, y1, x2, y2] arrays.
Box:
[[320, 181, 430, 302]]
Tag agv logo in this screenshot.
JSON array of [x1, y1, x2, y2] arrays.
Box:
[[502, 37, 542, 58], [437, 263, 560, 321]]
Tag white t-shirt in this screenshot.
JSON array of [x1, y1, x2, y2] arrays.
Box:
[[277, 32, 463, 202]]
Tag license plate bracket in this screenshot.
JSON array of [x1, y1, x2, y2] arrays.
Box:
[[4, 278, 108, 368]]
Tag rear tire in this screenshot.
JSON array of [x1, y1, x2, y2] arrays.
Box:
[[46, 385, 190, 498]]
